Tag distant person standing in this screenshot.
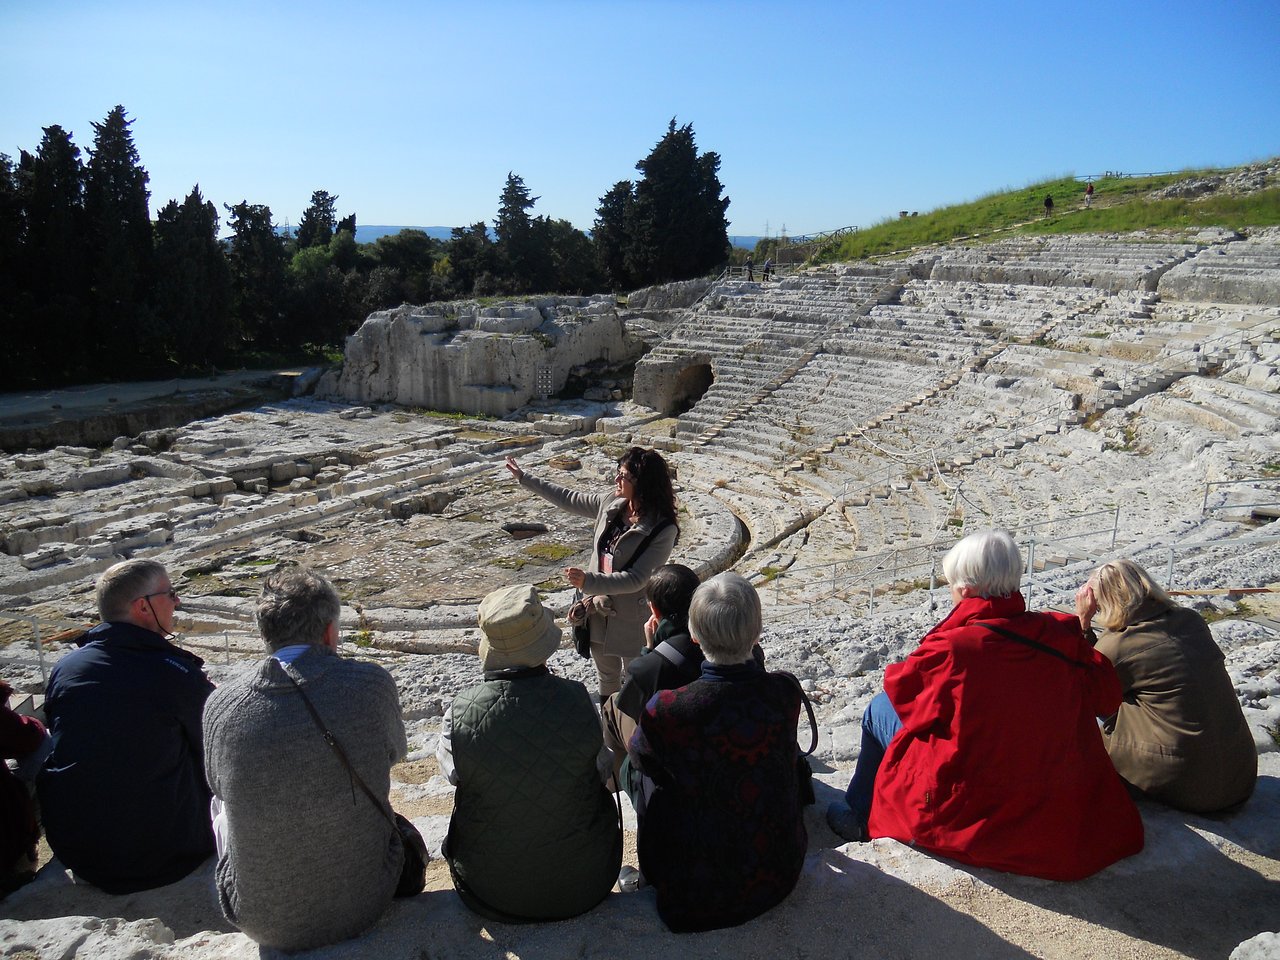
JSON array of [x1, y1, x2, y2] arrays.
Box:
[[762, 257, 773, 281], [1085, 182, 1095, 207], [744, 255, 754, 281], [1044, 194, 1055, 217]]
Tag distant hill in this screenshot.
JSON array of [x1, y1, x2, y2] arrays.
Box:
[[355, 225, 456, 243], [357, 225, 762, 247]]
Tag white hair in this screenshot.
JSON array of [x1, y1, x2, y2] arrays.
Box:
[[942, 529, 1023, 598], [688, 572, 761, 665]]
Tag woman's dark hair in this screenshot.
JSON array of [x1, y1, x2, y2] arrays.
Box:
[[645, 564, 701, 630], [618, 446, 679, 540]]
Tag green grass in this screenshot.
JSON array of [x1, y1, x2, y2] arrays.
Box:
[[819, 165, 1279, 263]]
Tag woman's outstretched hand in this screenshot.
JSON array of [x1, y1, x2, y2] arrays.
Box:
[[565, 566, 586, 589], [504, 456, 524, 481]]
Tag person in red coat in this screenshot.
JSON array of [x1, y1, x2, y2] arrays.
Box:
[[827, 529, 1144, 881]]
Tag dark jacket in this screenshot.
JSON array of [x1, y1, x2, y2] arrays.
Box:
[[518, 473, 677, 658], [1, 684, 46, 873], [445, 666, 620, 923], [38, 621, 215, 893], [1093, 600, 1256, 813], [870, 593, 1144, 881], [630, 659, 807, 933], [616, 620, 704, 722]]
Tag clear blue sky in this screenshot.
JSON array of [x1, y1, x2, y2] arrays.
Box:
[[3, 0, 1277, 239]]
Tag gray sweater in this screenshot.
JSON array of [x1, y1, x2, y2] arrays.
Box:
[[203, 647, 407, 952]]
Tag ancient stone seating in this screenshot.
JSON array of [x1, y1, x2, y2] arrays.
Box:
[[1158, 229, 1280, 304], [930, 236, 1201, 292]]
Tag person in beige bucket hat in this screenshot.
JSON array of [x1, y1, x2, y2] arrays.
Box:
[[476, 584, 563, 672], [436, 584, 621, 923]]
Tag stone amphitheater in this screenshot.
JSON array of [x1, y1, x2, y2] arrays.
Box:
[[3, 219, 1280, 959]]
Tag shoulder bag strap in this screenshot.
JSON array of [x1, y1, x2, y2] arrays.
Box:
[[615, 519, 673, 574], [776, 670, 818, 755], [281, 668, 398, 829], [974, 621, 1087, 669]]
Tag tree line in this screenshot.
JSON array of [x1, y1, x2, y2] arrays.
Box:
[[0, 109, 730, 390]]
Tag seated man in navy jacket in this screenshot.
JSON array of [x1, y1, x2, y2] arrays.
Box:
[[38, 559, 215, 893], [601, 564, 702, 787]]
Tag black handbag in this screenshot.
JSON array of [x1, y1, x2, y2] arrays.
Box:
[[283, 669, 428, 897]]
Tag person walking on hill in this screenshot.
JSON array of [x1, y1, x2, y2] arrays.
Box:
[[1044, 194, 1055, 217], [1085, 181, 1095, 207]]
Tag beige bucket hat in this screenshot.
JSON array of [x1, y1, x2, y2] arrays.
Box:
[[477, 584, 562, 671]]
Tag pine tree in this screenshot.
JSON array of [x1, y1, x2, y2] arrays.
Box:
[[625, 119, 729, 286], [84, 105, 154, 364], [225, 201, 288, 348], [152, 186, 231, 368], [592, 180, 635, 290], [18, 126, 89, 382], [296, 190, 338, 250], [494, 173, 551, 293]]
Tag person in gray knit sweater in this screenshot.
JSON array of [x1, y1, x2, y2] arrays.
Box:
[[203, 568, 408, 952]]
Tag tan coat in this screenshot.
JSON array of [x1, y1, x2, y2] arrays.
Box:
[[1093, 600, 1256, 813], [519, 473, 677, 658]]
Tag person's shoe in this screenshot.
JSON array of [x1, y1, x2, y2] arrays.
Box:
[[617, 865, 646, 893], [826, 801, 869, 843]]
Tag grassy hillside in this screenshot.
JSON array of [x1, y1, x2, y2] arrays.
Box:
[[818, 163, 1280, 263]]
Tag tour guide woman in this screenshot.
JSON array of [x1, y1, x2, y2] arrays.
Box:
[[505, 448, 679, 702]]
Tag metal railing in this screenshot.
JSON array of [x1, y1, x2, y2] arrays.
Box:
[[1201, 476, 1280, 516], [765, 505, 1124, 613]]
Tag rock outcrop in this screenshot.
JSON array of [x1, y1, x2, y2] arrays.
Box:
[[319, 296, 640, 417]]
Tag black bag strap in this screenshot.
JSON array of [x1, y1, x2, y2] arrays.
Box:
[[615, 519, 673, 574], [974, 621, 1087, 669], [281, 667, 399, 829], [776, 670, 818, 755]]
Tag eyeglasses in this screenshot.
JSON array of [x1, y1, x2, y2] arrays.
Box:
[[615, 472, 634, 483], [139, 588, 180, 603]]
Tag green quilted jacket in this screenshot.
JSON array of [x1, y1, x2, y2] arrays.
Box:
[[445, 666, 620, 922]]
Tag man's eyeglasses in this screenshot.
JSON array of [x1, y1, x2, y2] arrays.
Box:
[[139, 588, 180, 602]]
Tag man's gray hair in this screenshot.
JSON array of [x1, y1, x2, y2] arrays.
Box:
[[256, 567, 342, 652], [942, 529, 1023, 599], [96, 559, 168, 622], [688, 572, 761, 665]]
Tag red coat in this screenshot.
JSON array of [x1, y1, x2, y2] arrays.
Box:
[[868, 593, 1144, 880]]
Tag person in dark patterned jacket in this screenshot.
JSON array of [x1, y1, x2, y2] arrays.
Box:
[[628, 572, 806, 932]]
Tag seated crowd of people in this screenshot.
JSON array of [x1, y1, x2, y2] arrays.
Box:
[[0, 506, 1261, 949]]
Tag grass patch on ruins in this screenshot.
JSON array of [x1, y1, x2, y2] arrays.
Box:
[[817, 164, 1279, 263], [522, 542, 576, 563]]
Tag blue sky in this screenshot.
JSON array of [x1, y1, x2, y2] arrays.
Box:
[[2, 0, 1277, 239]]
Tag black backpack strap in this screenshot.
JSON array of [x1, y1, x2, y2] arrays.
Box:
[[975, 621, 1087, 669], [652, 639, 687, 668]]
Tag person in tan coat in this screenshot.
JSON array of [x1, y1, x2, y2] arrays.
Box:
[[1076, 560, 1257, 814], [505, 448, 679, 701]]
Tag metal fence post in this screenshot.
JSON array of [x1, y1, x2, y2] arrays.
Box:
[[1024, 538, 1037, 605], [868, 585, 875, 615], [1167, 548, 1176, 590], [1111, 506, 1120, 549], [30, 618, 48, 687]]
